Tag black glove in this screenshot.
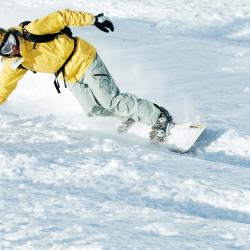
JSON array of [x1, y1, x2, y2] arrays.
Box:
[[94, 13, 114, 33]]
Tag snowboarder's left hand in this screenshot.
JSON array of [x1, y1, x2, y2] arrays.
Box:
[[94, 13, 114, 33]]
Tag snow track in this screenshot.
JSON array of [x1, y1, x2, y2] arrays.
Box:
[[1, 113, 250, 249], [1, 0, 250, 249]]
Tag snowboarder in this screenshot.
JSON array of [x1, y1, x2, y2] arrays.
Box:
[[0, 9, 173, 143]]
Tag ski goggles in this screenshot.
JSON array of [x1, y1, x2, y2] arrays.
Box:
[[0, 33, 17, 55]]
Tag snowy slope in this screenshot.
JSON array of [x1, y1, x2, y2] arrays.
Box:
[[1, 1, 250, 249]]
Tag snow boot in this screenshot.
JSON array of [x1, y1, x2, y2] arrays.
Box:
[[117, 118, 136, 133], [149, 105, 173, 143]]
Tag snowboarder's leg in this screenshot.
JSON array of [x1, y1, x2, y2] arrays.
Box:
[[67, 81, 114, 117], [84, 53, 161, 126]]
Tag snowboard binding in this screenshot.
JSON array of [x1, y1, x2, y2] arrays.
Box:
[[149, 105, 173, 144]]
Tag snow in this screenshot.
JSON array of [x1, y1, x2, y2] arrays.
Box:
[[1, 0, 250, 249], [206, 129, 250, 158]]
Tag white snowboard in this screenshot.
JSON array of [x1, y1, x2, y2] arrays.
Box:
[[163, 122, 207, 153]]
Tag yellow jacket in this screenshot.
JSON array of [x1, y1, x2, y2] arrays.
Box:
[[0, 9, 97, 105]]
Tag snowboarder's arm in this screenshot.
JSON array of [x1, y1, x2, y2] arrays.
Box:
[[0, 59, 27, 105], [25, 9, 96, 34]]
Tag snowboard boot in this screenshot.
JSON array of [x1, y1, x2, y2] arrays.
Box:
[[117, 118, 136, 133], [149, 105, 173, 144]]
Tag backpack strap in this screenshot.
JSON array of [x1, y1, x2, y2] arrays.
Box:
[[19, 21, 73, 43], [17, 63, 37, 74], [22, 26, 73, 43], [53, 37, 78, 93]]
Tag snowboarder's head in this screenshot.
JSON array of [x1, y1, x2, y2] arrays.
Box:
[[0, 28, 19, 57]]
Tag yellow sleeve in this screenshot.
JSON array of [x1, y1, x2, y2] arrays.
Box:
[[26, 9, 96, 34], [0, 59, 27, 105]]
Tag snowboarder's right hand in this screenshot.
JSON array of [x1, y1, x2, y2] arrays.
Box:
[[94, 13, 114, 33]]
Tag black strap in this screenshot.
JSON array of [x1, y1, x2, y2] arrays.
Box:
[[54, 78, 61, 93], [19, 20, 73, 43], [17, 63, 37, 74], [54, 37, 78, 93]]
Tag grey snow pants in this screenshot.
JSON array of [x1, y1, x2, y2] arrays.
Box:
[[67, 53, 160, 126]]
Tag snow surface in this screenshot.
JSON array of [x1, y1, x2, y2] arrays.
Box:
[[1, 0, 250, 249]]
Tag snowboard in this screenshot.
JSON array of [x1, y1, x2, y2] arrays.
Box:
[[163, 122, 207, 153]]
